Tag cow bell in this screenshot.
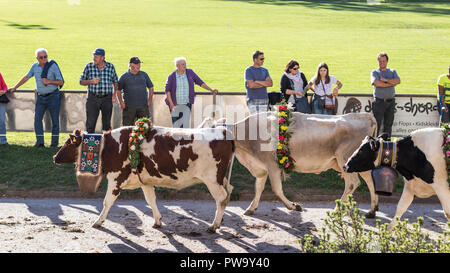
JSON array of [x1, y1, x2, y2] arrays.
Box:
[[371, 166, 398, 196], [76, 173, 103, 194]]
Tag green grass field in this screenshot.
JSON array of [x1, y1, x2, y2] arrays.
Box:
[[0, 0, 448, 94]]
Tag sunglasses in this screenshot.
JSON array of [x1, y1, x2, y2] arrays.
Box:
[[38, 55, 48, 59], [259, 58, 265, 61], [291, 67, 299, 71]]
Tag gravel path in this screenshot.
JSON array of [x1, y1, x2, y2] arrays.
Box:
[[0, 198, 448, 253]]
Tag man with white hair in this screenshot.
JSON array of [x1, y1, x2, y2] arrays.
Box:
[[8, 48, 64, 148], [165, 57, 218, 128]]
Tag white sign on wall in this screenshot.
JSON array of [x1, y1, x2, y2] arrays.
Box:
[[336, 95, 440, 137]]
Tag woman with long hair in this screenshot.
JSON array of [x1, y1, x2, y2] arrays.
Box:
[[280, 60, 311, 113], [306, 62, 342, 115]]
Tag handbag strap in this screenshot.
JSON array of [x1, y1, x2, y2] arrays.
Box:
[[321, 80, 334, 105]]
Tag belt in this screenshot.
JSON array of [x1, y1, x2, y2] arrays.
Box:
[[90, 92, 110, 98], [38, 89, 58, 97], [375, 97, 395, 102]]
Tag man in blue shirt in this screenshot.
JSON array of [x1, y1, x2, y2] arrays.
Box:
[[80, 48, 119, 133], [9, 48, 64, 148], [244, 50, 272, 114]]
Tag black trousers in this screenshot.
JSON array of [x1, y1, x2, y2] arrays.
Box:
[[122, 106, 150, 126], [372, 98, 395, 139], [86, 93, 113, 133]]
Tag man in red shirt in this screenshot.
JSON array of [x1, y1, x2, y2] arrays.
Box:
[[0, 72, 8, 145]]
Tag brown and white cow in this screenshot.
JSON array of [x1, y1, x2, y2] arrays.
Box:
[[202, 112, 380, 217], [53, 126, 235, 232], [343, 127, 450, 230]]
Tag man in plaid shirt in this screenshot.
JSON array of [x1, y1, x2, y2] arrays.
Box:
[[80, 48, 119, 133]]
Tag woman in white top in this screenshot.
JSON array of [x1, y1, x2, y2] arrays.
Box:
[[306, 62, 343, 115]]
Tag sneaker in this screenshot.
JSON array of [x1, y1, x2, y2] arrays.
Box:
[[50, 144, 59, 148], [34, 143, 45, 148]]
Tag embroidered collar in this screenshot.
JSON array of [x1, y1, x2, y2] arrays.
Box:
[[374, 138, 398, 168]]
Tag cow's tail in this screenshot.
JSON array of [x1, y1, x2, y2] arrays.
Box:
[[227, 153, 235, 186]]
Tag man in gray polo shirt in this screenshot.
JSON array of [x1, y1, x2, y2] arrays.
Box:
[[371, 52, 400, 140], [117, 57, 154, 126]]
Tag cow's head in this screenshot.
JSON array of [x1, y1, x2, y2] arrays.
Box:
[[53, 129, 83, 165], [343, 135, 381, 173]]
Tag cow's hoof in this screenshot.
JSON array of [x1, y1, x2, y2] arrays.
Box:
[[92, 222, 103, 228], [365, 211, 376, 219], [207, 226, 217, 233], [244, 210, 254, 216], [153, 223, 161, 229], [293, 203, 303, 212]]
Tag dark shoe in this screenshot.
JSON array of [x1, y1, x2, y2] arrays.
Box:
[[34, 143, 45, 148], [50, 144, 59, 148], [0, 143, 9, 146]]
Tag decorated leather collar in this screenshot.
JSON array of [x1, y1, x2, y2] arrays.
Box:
[[374, 138, 398, 168]]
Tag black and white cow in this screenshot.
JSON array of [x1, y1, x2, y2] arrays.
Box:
[[344, 127, 450, 230]]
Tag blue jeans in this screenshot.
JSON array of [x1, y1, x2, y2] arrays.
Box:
[[0, 103, 7, 144], [312, 99, 332, 115], [35, 91, 60, 146]]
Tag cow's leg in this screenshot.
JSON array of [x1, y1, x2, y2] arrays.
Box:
[[93, 179, 121, 227], [204, 179, 229, 233], [244, 174, 268, 215], [388, 181, 415, 232], [359, 171, 379, 218], [222, 178, 234, 209], [141, 185, 162, 228], [430, 178, 450, 221], [268, 166, 302, 212], [340, 172, 361, 202]]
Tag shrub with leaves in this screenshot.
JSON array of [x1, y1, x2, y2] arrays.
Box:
[[299, 195, 450, 253]]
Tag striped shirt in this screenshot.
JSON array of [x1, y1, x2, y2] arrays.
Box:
[[80, 61, 118, 95], [175, 71, 189, 105]]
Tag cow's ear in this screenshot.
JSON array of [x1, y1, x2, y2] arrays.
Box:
[[74, 129, 82, 137], [377, 133, 389, 141], [68, 134, 75, 144], [369, 137, 379, 151]]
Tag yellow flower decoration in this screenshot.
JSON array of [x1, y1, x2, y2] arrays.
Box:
[[278, 112, 287, 117], [280, 125, 288, 131]]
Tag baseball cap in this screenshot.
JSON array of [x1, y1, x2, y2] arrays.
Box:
[[129, 57, 142, 64], [93, 48, 105, 56]]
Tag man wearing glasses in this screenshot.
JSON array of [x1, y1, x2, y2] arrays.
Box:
[[80, 48, 119, 133], [8, 48, 64, 148], [244, 50, 273, 114]]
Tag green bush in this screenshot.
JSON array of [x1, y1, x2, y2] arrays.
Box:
[[299, 195, 450, 253]]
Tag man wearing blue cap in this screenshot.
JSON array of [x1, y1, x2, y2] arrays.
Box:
[[80, 48, 119, 133]]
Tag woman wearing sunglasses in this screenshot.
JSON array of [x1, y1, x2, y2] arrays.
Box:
[[280, 60, 310, 113]]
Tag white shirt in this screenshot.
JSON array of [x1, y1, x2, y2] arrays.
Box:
[[310, 75, 338, 105]]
